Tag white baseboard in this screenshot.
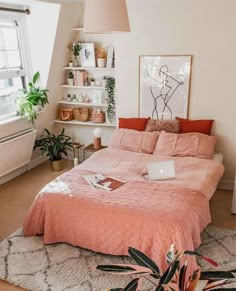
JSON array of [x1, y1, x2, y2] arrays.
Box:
[[218, 179, 234, 191], [0, 156, 47, 186]]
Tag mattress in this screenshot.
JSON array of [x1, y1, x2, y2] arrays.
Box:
[[23, 148, 224, 272]]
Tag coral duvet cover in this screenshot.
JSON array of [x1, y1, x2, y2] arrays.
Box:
[[23, 148, 224, 271]]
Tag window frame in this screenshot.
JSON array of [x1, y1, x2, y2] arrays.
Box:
[[0, 10, 32, 121]]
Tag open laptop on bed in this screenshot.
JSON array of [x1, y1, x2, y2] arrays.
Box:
[[145, 160, 176, 181]]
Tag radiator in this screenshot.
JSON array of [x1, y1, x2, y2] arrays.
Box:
[[0, 129, 37, 177]]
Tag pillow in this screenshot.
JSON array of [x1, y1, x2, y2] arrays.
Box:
[[154, 131, 216, 159], [145, 119, 180, 133], [176, 117, 214, 135], [109, 128, 159, 154], [119, 117, 150, 131]]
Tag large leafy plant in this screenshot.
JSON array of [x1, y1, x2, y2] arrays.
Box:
[[34, 128, 73, 161], [17, 71, 49, 124], [97, 245, 236, 291]]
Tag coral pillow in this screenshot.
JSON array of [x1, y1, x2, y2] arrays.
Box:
[[154, 131, 216, 159], [176, 117, 214, 135], [145, 119, 180, 133], [109, 129, 159, 154], [119, 117, 150, 131]]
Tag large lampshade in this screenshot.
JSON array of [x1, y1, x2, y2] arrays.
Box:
[[84, 0, 130, 33]]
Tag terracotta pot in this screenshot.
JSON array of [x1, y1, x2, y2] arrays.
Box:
[[50, 160, 64, 172]]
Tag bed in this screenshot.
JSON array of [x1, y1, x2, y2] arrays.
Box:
[[23, 130, 224, 272]]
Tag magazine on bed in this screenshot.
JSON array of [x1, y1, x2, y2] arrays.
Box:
[[83, 174, 105, 189], [94, 176, 126, 191]]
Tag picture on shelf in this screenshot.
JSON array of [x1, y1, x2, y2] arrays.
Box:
[[106, 45, 114, 68], [80, 43, 96, 68]]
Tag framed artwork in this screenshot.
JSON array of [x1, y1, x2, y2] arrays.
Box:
[[80, 43, 96, 67], [139, 55, 192, 119]]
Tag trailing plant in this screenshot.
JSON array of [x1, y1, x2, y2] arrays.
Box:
[[105, 76, 115, 123], [97, 244, 236, 291], [68, 71, 74, 79], [72, 40, 82, 57], [17, 71, 49, 125], [34, 128, 73, 161]]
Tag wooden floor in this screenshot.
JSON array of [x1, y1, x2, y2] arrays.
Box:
[[0, 161, 235, 290]]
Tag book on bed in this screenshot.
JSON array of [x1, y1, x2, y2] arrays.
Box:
[[94, 176, 126, 191], [83, 174, 105, 189]]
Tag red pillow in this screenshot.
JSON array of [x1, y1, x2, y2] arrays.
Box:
[[119, 117, 150, 131], [176, 117, 214, 135]]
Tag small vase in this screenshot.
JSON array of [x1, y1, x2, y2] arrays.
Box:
[[97, 58, 106, 68], [73, 55, 80, 67]]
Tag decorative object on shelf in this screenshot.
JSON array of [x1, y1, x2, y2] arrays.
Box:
[[91, 108, 105, 123], [95, 80, 101, 87], [66, 94, 72, 101], [139, 55, 193, 120], [73, 107, 89, 121], [105, 76, 115, 123], [84, 95, 91, 103], [67, 71, 74, 86], [34, 128, 73, 172], [17, 71, 49, 125], [71, 40, 82, 67], [106, 45, 114, 68], [58, 108, 73, 121], [80, 43, 96, 67], [78, 94, 84, 103], [93, 127, 103, 150], [96, 47, 107, 68], [68, 61, 73, 67], [73, 94, 77, 101], [102, 76, 107, 87], [90, 78, 95, 86], [84, 0, 130, 33]]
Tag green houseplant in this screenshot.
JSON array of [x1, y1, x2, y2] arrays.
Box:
[[97, 245, 236, 291], [17, 71, 49, 125], [34, 128, 73, 171], [105, 76, 115, 123]]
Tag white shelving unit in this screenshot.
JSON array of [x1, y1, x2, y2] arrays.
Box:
[[55, 27, 116, 132], [54, 119, 116, 127]]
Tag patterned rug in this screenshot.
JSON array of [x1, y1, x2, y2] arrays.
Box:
[[0, 226, 235, 291]]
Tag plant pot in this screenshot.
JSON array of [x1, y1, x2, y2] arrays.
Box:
[[67, 79, 74, 86], [91, 81, 95, 86], [50, 160, 64, 172], [97, 58, 106, 68]]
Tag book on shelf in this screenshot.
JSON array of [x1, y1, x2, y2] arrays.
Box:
[[83, 173, 105, 189], [95, 176, 126, 191]]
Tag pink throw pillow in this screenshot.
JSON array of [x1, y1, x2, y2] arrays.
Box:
[[154, 131, 216, 159], [109, 129, 160, 154]]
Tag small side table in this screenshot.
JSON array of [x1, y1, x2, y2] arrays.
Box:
[[83, 143, 107, 161]]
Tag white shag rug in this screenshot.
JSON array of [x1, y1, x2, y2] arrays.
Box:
[[0, 226, 235, 291]]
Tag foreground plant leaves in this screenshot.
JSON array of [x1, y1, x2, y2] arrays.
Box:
[[128, 247, 160, 278], [123, 278, 140, 291]]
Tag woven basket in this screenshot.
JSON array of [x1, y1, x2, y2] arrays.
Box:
[[73, 107, 89, 122], [58, 108, 73, 121], [91, 111, 105, 123]]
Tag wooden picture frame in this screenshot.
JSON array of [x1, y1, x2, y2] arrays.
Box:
[[80, 43, 96, 68], [139, 55, 193, 119]]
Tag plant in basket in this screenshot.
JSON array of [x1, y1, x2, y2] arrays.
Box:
[[97, 244, 236, 291]]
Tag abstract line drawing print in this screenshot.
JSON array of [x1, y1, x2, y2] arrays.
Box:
[[139, 56, 192, 120], [149, 65, 184, 119]]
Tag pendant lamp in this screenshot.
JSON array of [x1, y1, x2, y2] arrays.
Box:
[[84, 0, 130, 33]]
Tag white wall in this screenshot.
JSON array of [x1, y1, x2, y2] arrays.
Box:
[[114, 0, 236, 187]]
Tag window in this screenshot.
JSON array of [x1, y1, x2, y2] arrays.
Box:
[[0, 12, 30, 121]]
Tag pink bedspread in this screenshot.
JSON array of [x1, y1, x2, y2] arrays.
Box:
[[23, 148, 224, 271]]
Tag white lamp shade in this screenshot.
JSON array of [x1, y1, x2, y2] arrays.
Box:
[[93, 127, 102, 138], [84, 0, 130, 33]]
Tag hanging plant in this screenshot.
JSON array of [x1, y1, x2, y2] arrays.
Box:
[[105, 76, 115, 123]]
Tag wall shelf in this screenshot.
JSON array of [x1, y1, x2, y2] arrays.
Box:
[[54, 119, 116, 127], [58, 100, 108, 107], [61, 85, 105, 90], [63, 66, 115, 71], [72, 27, 84, 31]]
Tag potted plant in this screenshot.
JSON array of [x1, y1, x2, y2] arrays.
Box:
[[96, 47, 107, 68], [97, 244, 236, 291], [17, 71, 49, 125], [90, 78, 96, 86], [68, 71, 74, 86], [105, 76, 115, 123], [72, 40, 82, 67], [34, 128, 73, 172]]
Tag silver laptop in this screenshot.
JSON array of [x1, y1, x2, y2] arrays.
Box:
[[146, 160, 176, 181]]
